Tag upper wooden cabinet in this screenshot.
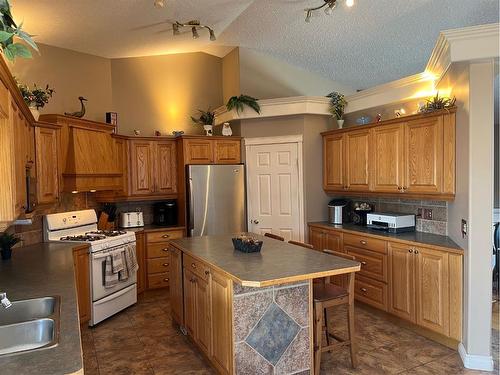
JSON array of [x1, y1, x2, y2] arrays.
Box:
[[179, 136, 241, 165], [322, 109, 456, 200], [156, 141, 177, 194], [35, 122, 61, 205]]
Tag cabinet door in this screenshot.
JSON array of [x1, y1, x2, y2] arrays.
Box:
[[169, 245, 184, 325], [115, 137, 129, 196], [325, 230, 343, 252], [309, 227, 324, 251], [183, 269, 197, 337], [155, 141, 177, 194], [214, 140, 241, 164], [35, 126, 59, 204], [195, 277, 211, 355], [184, 139, 214, 164], [388, 243, 415, 322], [136, 232, 146, 294], [210, 268, 232, 375], [12, 104, 27, 214], [371, 124, 404, 193], [345, 129, 370, 191], [414, 246, 449, 335], [72, 246, 91, 323], [323, 134, 344, 191], [129, 140, 155, 195], [404, 116, 443, 194]]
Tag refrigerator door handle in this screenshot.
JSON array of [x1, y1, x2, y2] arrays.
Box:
[[188, 176, 194, 236]]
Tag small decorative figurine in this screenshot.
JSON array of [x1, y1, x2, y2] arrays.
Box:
[[376, 113, 382, 122], [222, 122, 232, 136], [172, 130, 185, 137], [133, 129, 141, 136], [155, 130, 161, 136], [65, 96, 87, 118]]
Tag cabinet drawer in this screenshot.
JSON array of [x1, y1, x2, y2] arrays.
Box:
[[146, 229, 184, 243], [148, 272, 170, 289], [147, 257, 171, 274], [345, 245, 387, 282], [354, 275, 387, 311], [184, 254, 210, 282], [147, 243, 171, 259], [344, 233, 386, 254]]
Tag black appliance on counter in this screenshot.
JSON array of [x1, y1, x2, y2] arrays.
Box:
[[153, 200, 178, 227]]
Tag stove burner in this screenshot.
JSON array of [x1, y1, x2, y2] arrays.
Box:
[[60, 234, 107, 242], [86, 230, 127, 237]]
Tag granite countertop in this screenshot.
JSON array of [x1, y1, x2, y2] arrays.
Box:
[[0, 243, 83, 375], [170, 233, 360, 287], [122, 224, 185, 233], [309, 222, 463, 253]]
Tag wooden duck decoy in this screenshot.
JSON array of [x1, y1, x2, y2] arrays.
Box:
[[65, 96, 87, 118]]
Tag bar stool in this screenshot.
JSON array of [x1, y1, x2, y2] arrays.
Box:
[[264, 233, 285, 241], [288, 240, 314, 249], [313, 250, 357, 374]]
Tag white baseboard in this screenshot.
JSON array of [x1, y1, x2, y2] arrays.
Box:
[[458, 342, 494, 371]]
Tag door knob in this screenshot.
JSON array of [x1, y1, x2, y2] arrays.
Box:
[[252, 219, 259, 224]]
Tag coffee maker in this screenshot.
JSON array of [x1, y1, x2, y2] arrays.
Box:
[[153, 200, 178, 227]]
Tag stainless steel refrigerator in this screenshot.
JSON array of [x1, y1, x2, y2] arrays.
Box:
[[187, 164, 246, 237]]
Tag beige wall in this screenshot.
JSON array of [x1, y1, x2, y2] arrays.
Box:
[[238, 48, 355, 99], [240, 114, 334, 237], [222, 48, 240, 104], [111, 52, 223, 136], [9, 43, 113, 123]]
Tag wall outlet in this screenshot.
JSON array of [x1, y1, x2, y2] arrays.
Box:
[[417, 208, 423, 217], [423, 208, 433, 220], [461, 219, 468, 238]]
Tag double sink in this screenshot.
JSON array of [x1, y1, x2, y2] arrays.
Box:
[[0, 296, 60, 356]]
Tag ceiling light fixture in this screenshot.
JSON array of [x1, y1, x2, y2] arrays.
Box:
[[153, 0, 165, 8], [172, 20, 216, 41], [304, 0, 353, 22]]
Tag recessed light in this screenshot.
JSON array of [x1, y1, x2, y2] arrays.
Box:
[[346, 0, 354, 7]]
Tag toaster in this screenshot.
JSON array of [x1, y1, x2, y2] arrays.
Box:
[[119, 211, 144, 228]]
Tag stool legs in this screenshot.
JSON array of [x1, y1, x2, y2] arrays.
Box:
[[347, 273, 357, 368], [314, 303, 323, 375]]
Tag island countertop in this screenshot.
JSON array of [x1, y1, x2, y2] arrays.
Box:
[[169, 233, 360, 287], [0, 242, 83, 375]]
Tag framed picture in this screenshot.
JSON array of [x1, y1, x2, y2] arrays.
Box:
[[106, 112, 118, 133]]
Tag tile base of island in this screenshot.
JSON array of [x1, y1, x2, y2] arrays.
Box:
[[168, 234, 360, 375]]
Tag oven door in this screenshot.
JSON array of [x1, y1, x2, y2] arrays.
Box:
[[91, 245, 137, 302]]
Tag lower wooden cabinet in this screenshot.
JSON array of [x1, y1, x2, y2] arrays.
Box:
[[136, 232, 146, 294], [72, 245, 91, 324], [169, 245, 183, 325], [309, 226, 343, 252], [309, 223, 463, 341]]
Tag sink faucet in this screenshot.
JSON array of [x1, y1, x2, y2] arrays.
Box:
[[0, 292, 12, 309]]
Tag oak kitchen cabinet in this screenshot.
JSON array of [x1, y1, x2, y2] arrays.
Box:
[[72, 245, 91, 324], [35, 122, 61, 205], [135, 231, 146, 294], [179, 136, 242, 165], [308, 223, 462, 341], [322, 109, 456, 199]]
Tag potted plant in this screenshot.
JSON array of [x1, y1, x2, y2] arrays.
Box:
[[420, 92, 456, 113], [191, 108, 215, 136], [0, 232, 20, 260], [326, 91, 347, 128], [226, 94, 261, 115], [0, 0, 39, 61], [17, 82, 55, 120]]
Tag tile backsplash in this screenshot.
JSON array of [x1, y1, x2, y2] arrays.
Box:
[[332, 196, 448, 236]]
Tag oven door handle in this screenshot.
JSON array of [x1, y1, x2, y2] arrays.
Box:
[[93, 284, 136, 306], [92, 248, 129, 260]]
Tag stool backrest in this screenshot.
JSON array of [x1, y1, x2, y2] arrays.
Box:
[[264, 232, 285, 241], [323, 249, 355, 261], [288, 240, 314, 249]]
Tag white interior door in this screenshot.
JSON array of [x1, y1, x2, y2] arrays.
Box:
[[246, 140, 303, 241]]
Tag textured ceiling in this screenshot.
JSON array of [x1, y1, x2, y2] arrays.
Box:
[[10, 0, 500, 89]]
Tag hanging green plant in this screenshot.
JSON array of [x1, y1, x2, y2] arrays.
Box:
[[0, 0, 39, 61], [226, 94, 261, 114]]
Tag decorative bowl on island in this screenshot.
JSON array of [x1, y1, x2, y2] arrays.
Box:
[[232, 235, 263, 253]]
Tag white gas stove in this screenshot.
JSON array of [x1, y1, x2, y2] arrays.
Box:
[[44, 209, 137, 326]]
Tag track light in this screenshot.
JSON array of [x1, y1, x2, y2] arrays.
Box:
[[305, 0, 353, 22], [324, 3, 335, 15], [346, 0, 354, 6], [191, 26, 199, 39], [209, 28, 216, 41], [172, 23, 180, 36], [154, 0, 165, 8], [305, 10, 312, 23]]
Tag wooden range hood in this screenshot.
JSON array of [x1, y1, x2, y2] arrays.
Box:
[[40, 114, 122, 192]]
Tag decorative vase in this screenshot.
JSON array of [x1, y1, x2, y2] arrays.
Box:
[[1, 247, 12, 260], [337, 119, 344, 129], [203, 124, 213, 136], [29, 106, 40, 121], [222, 122, 232, 136]]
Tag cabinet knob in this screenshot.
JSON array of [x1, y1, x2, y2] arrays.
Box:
[[360, 287, 367, 293], [360, 240, 367, 245], [162, 234, 170, 239], [403, 186, 408, 191], [397, 186, 402, 191], [164, 278, 169, 282], [414, 249, 419, 255], [409, 248, 413, 253], [360, 261, 367, 266], [162, 248, 169, 252], [191, 263, 197, 269], [163, 263, 169, 267], [204, 270, 210, 276]]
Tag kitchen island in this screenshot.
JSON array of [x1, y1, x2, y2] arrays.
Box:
[[169, 234, 360, 375]]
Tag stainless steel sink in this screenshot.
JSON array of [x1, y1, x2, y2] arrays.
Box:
[[0, 318, 58, 356], [0, 296, 60, 357], [0, 296, 59, 325]]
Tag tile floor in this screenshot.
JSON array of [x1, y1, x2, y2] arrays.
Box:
[[81, 290, 499, 375]]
